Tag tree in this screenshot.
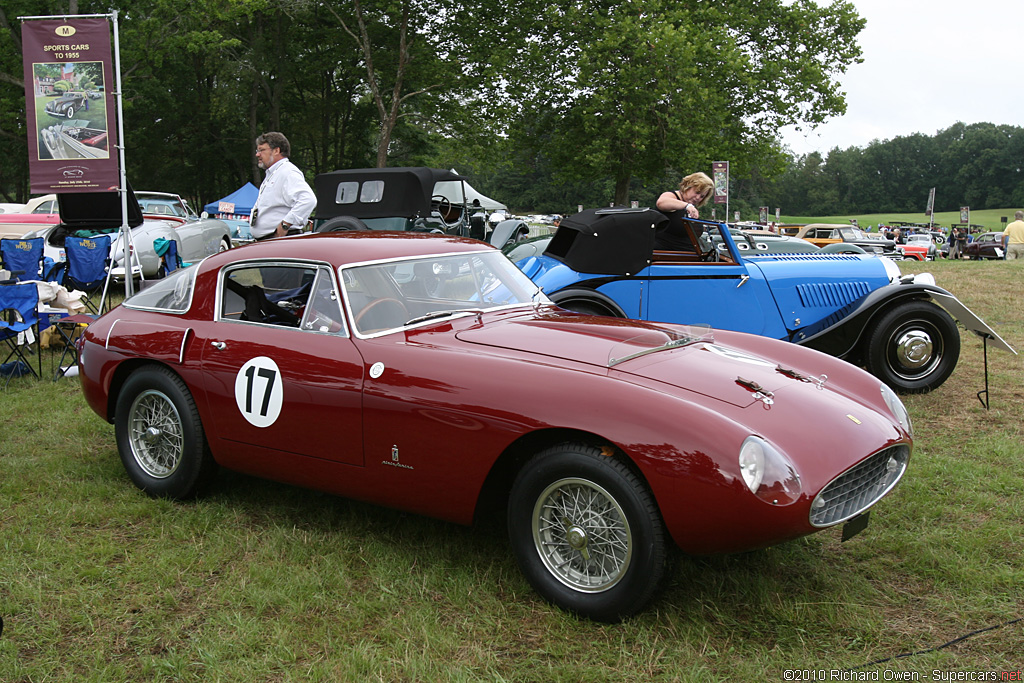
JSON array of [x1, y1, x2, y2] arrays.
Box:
[[504, 0, 865, 206]]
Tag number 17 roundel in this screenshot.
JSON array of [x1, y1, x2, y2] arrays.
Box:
[[234, 356, 284, 428]]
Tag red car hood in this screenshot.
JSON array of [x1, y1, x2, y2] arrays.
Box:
[[455, 313, 906, 461], [456, 314, 805, 408]]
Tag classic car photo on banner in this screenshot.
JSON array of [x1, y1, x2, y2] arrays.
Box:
[[21, 17, 118, 193]]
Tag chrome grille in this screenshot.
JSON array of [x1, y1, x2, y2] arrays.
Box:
[[810, 445, 909, 527]]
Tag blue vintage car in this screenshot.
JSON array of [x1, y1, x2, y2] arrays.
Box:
[[516, 207, 1014, 394]]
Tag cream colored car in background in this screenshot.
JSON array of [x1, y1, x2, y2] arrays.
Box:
[[0, 194, 59, 239]]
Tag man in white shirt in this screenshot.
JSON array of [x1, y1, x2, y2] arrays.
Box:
[[250, 132, 316, 241]]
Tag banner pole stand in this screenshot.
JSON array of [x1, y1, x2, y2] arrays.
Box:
[[20, 12, 133, 312]]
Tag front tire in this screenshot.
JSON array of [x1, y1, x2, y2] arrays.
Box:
[[508, 443, 668, 622], [864, 300, 960, 394], [115, 366, 216, 498]]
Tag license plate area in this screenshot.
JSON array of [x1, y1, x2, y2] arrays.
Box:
[[841, 511, 870, 542]]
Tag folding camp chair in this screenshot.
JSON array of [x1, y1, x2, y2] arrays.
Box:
[[0, 237, 45, 282], [59, 234, 112, 313], [51, 312, 96, 380], [0, 282, 42, 387], [154, 237, 183, 277]]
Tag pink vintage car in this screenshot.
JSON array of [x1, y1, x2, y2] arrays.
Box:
[[78, 232, 913, 620], [0, 194, 59, 239]]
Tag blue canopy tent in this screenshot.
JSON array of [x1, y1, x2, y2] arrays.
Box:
[[204, 182, 258, 219]]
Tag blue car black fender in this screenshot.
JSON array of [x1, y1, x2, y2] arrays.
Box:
[[795, 282, 954, 360]]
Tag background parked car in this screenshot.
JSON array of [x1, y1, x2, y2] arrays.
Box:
[[0, 194, 59, 239], [136, 191, 207, 224], [964, 232, 1006, 260], [22, 186, 231, 278], [794, 223, 900, 258], [312, 167, 529, 247], [897, 233, 938, 261]]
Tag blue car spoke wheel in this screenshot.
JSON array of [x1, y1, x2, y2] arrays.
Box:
[[508, 442, 667, 622], [865, 300, 960, 394], [115, 366, 216, 498]]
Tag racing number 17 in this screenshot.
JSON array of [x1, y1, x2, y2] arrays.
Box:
[[243, 365, 277, 417]]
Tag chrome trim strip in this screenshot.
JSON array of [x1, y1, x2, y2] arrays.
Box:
[[179, 328, 191, 363]]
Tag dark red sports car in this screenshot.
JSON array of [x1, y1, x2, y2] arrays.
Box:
[[78, 232, 913, 620]]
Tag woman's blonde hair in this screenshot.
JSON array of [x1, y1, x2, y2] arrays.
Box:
[[678, 172, 714, 207]]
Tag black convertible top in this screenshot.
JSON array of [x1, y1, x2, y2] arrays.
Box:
[[314, 167, 465, 220], [544, 207, 667, 276]]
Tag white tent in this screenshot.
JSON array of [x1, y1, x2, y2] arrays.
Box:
[[434, 170, 507, 212]]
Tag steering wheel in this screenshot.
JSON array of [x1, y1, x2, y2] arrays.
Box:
[[354, 297, 409, 332], [431, 195, 456, 227], [697, 231, 720, 262]]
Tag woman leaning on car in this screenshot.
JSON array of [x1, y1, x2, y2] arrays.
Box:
[[654, 172, 715, 251]]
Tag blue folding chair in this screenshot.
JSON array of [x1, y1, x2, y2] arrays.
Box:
[[153, 237, 184, 277], [0, 282, 42, 387], [0, 237, 46, 282], [60, 234, 112, 313]]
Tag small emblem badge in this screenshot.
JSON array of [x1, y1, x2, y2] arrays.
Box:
[[369, 362, 385, 379], [382, 444, 413, 470]]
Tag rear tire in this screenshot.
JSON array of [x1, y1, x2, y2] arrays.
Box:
[[115, 366, 216, 498], [508, 443, 668, 622]]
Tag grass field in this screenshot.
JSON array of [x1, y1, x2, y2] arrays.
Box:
[[1, 258, 1022, 681]]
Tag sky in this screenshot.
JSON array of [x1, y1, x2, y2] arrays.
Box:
[[778, 0, 1024, 157]]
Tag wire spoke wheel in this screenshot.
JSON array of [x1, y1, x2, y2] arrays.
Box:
[[115, 366, 216, 498], [533, 477, 632, 592], [508, 442, 667, 621], [127, 389, 184, 478]]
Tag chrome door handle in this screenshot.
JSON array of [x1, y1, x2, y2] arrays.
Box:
[[210, 341, 226, 350]]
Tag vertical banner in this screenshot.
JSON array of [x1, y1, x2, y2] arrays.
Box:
[[22, 17, 119, 193], [712, 162, 729, 205], [960, 207, 970, 224], [925, 187, 936, 216], [758, 206, 768, 224]]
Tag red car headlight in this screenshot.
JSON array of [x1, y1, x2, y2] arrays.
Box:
[[738, 436, 802, 505]]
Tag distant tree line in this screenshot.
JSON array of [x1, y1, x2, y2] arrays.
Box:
[[746, 122, 1024, 217]]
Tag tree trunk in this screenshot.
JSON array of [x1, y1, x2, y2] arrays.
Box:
[[614, 174, 632, 207]]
